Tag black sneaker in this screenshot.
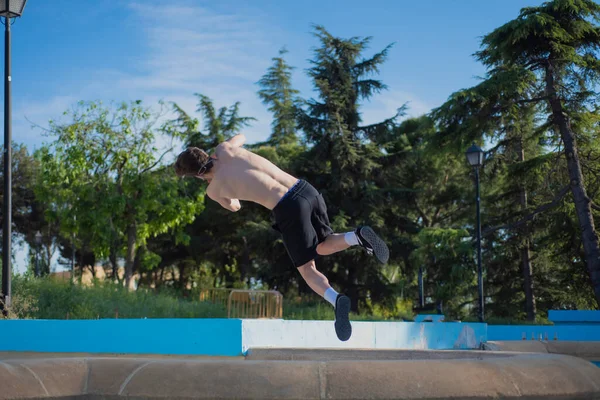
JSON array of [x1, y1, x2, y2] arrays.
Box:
[[334, 294, 352, 341], [355, 226, 389, 264]]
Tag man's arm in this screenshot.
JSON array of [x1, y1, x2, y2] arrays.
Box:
[[206, 184, 240, 212], [227, 134, 246, 147]]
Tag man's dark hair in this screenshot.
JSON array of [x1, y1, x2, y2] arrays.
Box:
[[174, 147, 213, 177]]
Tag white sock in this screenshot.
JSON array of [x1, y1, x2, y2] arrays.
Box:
[[344, 231, 360, 246], [324, 287, 339, 307]]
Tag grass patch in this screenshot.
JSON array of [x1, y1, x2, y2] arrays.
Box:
[[2, 275, 227, 320], [5, 275, 550, 325]]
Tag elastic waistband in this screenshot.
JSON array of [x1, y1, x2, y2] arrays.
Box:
[[275, 179, 304, 207]]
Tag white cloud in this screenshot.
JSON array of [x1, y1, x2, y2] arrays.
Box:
[[14, 2, 434, 152], [14, 0, 279, 153], [120, 1, 276, 144]]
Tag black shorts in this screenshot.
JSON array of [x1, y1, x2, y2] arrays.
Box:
[[272, 180, 334, 268]]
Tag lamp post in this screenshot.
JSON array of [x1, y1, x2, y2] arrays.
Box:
[[0, 0, 27, 316], [418, 266, 424, 309], [34, 231, 41, 277], [466, 142, 485, 322]]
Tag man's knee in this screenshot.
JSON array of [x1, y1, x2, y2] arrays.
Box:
[[297, 259, 317, 275], [316, 242, 326, 256]]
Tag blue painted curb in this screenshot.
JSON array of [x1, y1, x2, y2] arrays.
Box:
[[0, 319, 243, 356]]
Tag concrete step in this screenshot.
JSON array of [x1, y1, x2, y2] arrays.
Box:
[[1, 350, 599, 399]]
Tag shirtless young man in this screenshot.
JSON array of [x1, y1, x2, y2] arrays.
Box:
[[174, 134, 389, 341]]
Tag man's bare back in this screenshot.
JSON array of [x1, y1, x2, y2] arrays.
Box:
[[204, 138, 299, 211]]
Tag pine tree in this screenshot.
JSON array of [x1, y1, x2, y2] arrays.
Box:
[[431, 64, 545, 319], [294, 25, 403, 311], [256, 47, 300, 146], [297, 25, 401, 194], [171, 93, 256, 150], [475, 0, 600, 306]]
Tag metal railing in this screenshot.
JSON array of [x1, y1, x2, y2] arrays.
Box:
[[198, 288, 231, 308], [227, 289, 283, 319]]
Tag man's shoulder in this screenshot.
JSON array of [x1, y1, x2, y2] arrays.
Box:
[[217, 142, 251, 158], [215, 141, 240, 157]]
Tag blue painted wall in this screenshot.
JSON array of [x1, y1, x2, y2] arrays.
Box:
[[487, 325, 600, 341], [1, 314, 596, 357], [488, 310, 600, 341], [548, 310, 600, 325], [0, 319, 243, 356], [0, 318, 487, 356]]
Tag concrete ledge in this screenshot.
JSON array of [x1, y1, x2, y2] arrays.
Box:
[[485, 340, 600, 361], [0, 319, 487, 356], [245, 348, 516, 361], [0, 351, 599, 399], [241, 319, 486, 352]]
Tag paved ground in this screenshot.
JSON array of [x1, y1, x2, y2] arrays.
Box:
[[1, 348, 599, 399], [484, 340, 600, 361]]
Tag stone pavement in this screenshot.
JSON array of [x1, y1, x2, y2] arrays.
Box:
[[0, 349, 599, 399]]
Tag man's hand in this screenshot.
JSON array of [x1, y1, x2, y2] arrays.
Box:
[[217, 197, 241, 212], [206, 186, 241, 212], [230, 199, 241, 211]]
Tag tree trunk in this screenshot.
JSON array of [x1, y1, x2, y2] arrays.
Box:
[[515, 136, 536, 321], [179, 263, 186, 290], [109, 247, 118, 283], [241, 236, 251, 287], [109, 219, 120, 283], [43, 244, 52, 276], [125, 224, 137, 290], [545, 61, 600, 305]]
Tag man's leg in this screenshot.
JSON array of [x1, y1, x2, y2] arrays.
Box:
[[297, 260, 352, 341], [316, 226, 390, 264], [315, 233, 352, 255]]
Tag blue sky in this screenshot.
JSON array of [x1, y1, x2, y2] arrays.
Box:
[[6, 0, 546, 272], [9, 0, 546, 150]]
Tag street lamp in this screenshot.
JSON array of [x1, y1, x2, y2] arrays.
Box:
[[0, 0, 27, 316], [34, 231, 42, 277], [466, 142, 485, 322]]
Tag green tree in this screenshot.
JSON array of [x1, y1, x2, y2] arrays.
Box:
[[0, 143, 60, 279], [474, 0, 600, 305], [431, 68, 550, 320], [35, 100, 204, 289], [378, 116, 476, 317], [410, 227, 475, 319], [176, 93, 256, 150], [256, 47, 301, 145]]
